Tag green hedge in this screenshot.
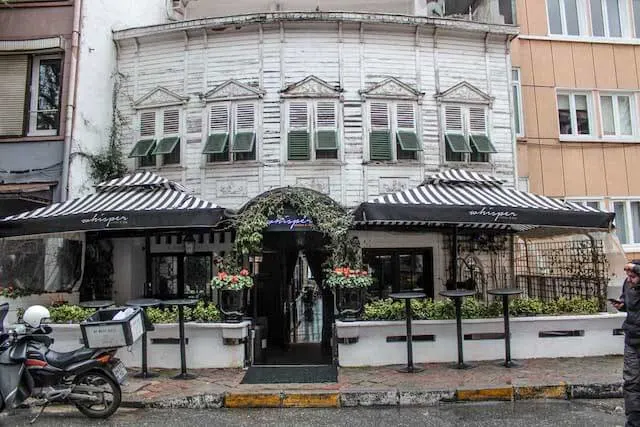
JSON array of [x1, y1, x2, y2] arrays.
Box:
[[362, 297, 600, 321]]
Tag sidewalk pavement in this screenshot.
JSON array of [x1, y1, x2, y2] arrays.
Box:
[[121, 356, 624, 409]]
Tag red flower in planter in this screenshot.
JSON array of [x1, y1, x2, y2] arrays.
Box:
[[239, 269, 249, 277], [231, 275, 239, 283]]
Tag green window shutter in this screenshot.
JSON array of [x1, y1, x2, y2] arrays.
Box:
[[129, 139, 156, 158], [151, 136, 180, 155], [396, 131, 420, 151], [203, 133, 229, 154], [316, 130, 338, 150], [469, 134, 496, 153], [232, 132, 256, 153], [288, 130, 310, 160], [445, 133, 471, 153], [369, 130, 392, 160]]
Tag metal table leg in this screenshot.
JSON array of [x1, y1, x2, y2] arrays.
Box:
[[453, 297, 471, 370], [501, 295, 519, 368], [134, 307, 157, 379], [174, 305, 195, 380], [397, 298, 423, 373]]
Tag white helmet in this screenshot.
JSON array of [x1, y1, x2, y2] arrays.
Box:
[[23, 305, 50, 328]]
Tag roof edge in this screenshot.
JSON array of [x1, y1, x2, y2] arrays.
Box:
[[113, 11, 520, 41]]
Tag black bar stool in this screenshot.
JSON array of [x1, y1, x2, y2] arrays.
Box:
[[439, 289, 476, 369], [487, 288, 524, 368], [126, 298, 162, 378], [389, 291, 426, 373], [163, 299, 198, 380]]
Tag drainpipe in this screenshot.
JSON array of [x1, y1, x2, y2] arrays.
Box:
[[61, 0, 82, 202]]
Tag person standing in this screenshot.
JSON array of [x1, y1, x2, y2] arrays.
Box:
[[613, 261, 640, 427]]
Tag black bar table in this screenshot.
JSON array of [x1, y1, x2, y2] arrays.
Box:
[[163, 299, 198, 380], [126, 298, 162, 378], [79, 300, 115, 310], [389, 291, 426, 373], [487, 288, 524, 368], [439, 289, 476, 369]]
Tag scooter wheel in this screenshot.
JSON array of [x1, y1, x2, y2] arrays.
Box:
[[73, 371, 121, 419]]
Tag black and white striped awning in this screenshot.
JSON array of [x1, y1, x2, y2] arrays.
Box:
[[0, 172, 225, 238], [353, 169, 614, 231]]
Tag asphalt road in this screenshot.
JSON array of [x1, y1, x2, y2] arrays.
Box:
[[0, 400, 627, 426]]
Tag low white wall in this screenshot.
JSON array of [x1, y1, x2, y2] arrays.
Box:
[[336, 313, 627, 367], [48, 321, 249, 369], [1, 292, 80, 327]]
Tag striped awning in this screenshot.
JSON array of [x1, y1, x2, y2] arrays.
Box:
[[0, 172, 225, 238], [354, 169, 614, 231]]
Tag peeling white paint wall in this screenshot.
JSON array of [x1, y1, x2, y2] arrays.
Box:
[[68, 0, 168, 197], [114, 19, 515, 209]]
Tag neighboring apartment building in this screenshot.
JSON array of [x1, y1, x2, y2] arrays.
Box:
[[512, 0, 640, 257], [0, 0, 77, 217]]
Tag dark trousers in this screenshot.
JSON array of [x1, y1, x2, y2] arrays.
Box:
[[625, 343, 640, 426]]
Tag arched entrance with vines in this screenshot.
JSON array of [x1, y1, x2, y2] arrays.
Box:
[[231, 187, 355, 365]]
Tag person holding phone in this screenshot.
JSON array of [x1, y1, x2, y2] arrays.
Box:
[[614, 260, 640, 427]]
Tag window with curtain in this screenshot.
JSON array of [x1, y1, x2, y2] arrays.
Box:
[[591, 0, 626, 37], [557, 93, 592, 136], [600, 94, 633, 137]]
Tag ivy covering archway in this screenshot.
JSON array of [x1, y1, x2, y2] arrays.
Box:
[[230, 187, 360, 268]]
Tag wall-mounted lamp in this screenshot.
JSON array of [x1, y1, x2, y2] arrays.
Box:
[[184, 234, 196, 255], [249, 254, 263, 275]]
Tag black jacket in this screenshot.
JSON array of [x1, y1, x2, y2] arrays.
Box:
[[621, 279, 640, 345]]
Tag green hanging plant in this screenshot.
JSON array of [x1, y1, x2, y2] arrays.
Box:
[[231, 187, 357, 269]]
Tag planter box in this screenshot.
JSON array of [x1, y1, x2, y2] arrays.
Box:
[[1, 292, 80, 327], [48, 321, 250, 369], [336, 313, 627, 367]]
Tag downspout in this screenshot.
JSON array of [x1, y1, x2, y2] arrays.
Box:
[[61, 0, 82, 202]]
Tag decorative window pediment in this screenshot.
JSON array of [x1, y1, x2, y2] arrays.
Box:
[[360, 78, 423, 101], [133, 87, 188, 110], [280, 76, 342, 98], [436, 81, 493, 106], [205, 80, 264, 101]]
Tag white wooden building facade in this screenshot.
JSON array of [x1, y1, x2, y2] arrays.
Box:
[[113, 12, 519, 210]]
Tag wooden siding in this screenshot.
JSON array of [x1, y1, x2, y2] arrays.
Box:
[[116, 22, 514, 210]]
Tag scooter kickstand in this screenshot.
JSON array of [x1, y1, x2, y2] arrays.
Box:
[[29, 402, 48, 424]]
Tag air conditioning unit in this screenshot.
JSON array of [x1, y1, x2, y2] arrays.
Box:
[[425, 0, 445, 17], [167, 0, 187, 21]]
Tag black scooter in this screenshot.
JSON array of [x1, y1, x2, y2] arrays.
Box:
[[0, 323, 125, 423]]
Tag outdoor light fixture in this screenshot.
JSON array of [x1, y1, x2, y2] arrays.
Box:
[[183, 234, 196, 255], [249, 254, 263, 274]]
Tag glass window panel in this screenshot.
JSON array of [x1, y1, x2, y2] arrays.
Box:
[[548, 0, 564, 34], [575, 95, 590, 134], [513, 84, 522, 134], [601, 96, 615, 135], [398, 254, 419, 291], [586, 201, 601, 210], [614, 201, 629, 244], [36, 59, 61, 131], [367, 254, 393, 298], [618, 96, 633, 135], [634, 0, 640, 37], [632, 202, 640, 244], [591, 0, 606, 36], [564, 0, 580, 35], [558, 95, 572, 134], [606, 0, 622, 37], [512, 69, 520, 81]]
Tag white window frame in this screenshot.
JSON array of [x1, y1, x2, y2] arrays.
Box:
[[598, 92, 636, 139], [136, 107, 182, 168], [608, 198, 640, 250], [442, 104, 492, 164], [547, 0, 588, 36], [206, 100, 258, 163], [556, 91, 595, 139], [589, 0, 630, 38], [512, 68, 524, 137], [285, 99, 340, 162], [366, 100, 420, 162], [565, 197, 607, 210], [28, 54, 62, 137]]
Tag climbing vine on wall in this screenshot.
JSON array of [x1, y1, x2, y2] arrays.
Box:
[[88, 72, 128, 183], [231, 187, 359, 268]]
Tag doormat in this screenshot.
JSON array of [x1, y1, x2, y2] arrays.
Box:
[[241, 365, 338, 384]]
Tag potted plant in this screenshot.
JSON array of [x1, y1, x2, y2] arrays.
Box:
[[211, 256, 254, 323], [326, 267, 373, 321]]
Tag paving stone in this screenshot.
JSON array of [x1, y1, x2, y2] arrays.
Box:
[[340, 389, 399, 407], [398, 390, 455, 406]]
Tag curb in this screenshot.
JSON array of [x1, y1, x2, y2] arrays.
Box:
[[121, 382, 624, 409]]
